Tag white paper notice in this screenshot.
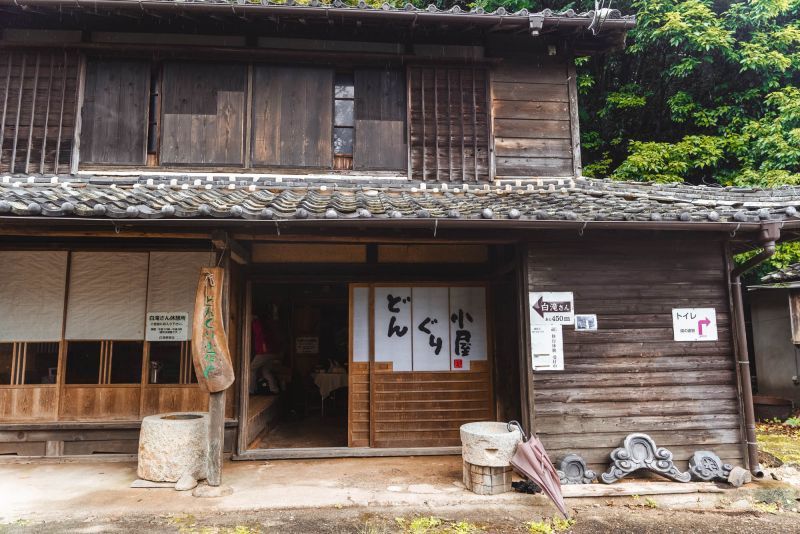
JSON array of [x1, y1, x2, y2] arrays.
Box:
[[146, 312, 189, 342], [531, 324, 564, 371], [672, 308, 718, 341]]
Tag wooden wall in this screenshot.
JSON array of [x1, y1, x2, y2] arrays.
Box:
[[161, 62, 246, 165], [80, 59, 149, 165], [528, 237, 745, 473], [371, 360, 493, 448], [491, 59, 574, 178], [251, 66, 333, 168]]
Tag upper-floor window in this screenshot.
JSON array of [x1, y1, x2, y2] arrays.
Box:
[[78, 59, 409, 173], [333, 72, 355, 170]]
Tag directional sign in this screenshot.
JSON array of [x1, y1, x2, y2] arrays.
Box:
[[530, 292, 574, 325], [672, 308, 718, 341]]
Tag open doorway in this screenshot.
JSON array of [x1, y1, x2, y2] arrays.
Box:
[[246, 283, 349, 450]]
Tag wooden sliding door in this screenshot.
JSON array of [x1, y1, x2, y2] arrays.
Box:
[[348, 284, 493, 448]]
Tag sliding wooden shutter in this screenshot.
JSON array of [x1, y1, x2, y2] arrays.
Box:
[[251, 66, 334, 168], [408, 66, 490, 182], [80, 59, 149, 165], [353, 69, 406, 171], [0, 50, 80, 174], [160, 62, 246, 166]]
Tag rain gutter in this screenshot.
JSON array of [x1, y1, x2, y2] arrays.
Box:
[[729, 221, 781, 478]]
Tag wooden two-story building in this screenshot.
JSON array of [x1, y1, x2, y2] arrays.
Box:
[[0, 0, 798, 478]]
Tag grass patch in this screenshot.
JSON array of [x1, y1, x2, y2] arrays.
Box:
[[394, 516, 483, 534], [525, 517, 575, 534], [757, 433, 800, 466]]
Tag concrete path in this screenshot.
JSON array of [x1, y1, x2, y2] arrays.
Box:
[[0, 455, 792, 524]]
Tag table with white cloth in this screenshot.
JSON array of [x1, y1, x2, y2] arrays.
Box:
[[312, 371, 348, 416]]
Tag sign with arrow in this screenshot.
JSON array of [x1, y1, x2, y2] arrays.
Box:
[[672, 308, 718, 341], [530, 292, 574, 325]]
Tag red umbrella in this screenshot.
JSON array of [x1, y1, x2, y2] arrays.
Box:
[[508, 421, 569, 519]]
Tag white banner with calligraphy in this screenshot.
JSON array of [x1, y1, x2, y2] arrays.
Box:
[[374, 287, 413, 372], [369, 285, 487, 372], [411, 287, 451, 371]]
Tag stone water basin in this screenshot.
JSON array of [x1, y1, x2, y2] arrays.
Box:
[[460, 421, 522, 467]]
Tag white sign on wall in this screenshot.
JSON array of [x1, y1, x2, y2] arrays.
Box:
[[672, 308, 718, 341], [146, 312, 189, 342], [295, 336, 319, 354], [531, 324, 564, 371], [530, 292, 574, 325]]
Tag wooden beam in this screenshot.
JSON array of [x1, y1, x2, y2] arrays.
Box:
[[70, 54, 86, 175], [567, 53, 582, 178], [211, 230, 250, 265], [0, 226, 211, 240]]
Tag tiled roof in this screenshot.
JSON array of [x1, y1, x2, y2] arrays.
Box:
[[1, 175, 799, 225], [4, 1, 634, 25], [761, 264, 800, 284]]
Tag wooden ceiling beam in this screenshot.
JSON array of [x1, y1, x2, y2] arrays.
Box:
[[211, 230, 250, 265]]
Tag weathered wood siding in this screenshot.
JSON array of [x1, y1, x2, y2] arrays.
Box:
[[353, 68, 406, 171], [80, 59, 149, 165], [492, 59, 574, 178], [528, 238, 745, 473], [371, 360, 493, 448], [251, 65, 334, 168], [161, 62, 246, 165]]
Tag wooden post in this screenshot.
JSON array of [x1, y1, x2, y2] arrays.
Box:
[[207, 390, 225, 487]]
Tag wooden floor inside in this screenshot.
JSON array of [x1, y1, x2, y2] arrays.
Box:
[[249, 413, 347, 449]]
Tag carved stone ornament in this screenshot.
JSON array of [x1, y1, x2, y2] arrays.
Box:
[[688, 451, 733, 482], [600, 433, 692, 484], [557, 454, 597, 485]]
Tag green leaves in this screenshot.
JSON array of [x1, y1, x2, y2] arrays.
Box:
[[572, 0, 800, 186]]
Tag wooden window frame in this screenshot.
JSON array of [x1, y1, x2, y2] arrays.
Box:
[[0, 341, 61, 387]]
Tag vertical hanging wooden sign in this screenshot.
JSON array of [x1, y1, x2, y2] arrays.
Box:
[[192, 267, 235, 393]]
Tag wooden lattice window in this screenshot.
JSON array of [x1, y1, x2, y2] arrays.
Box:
[[0, 50, 80, 174], [408, 66, 490, 182]]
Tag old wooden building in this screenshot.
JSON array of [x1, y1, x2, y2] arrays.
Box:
[[0, 0, 798, 478]]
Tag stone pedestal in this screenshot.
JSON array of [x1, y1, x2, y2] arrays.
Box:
[[137, 412, 209, 483], [463, 460, 513, 495]]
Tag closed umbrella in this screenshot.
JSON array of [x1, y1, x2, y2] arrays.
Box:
[[508, 421, 569, 519]]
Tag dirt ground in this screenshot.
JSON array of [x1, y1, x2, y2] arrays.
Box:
[[2, 504, 800, 534]]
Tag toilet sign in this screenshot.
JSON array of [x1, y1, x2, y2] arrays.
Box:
[[672, 308, 718, 341], [530, 292, 574, 325]]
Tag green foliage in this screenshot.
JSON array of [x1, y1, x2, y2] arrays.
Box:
[[567, 0, 800, 187], [735, 241, 800, 281]]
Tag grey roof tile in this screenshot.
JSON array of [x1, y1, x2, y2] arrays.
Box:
[[1, 174, 799, 224], [761, 263, 800, 284]]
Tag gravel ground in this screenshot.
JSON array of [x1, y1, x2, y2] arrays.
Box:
[[2, 504, 799, 534]]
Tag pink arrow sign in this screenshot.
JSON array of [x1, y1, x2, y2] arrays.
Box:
[[697, 317, 711, 335]]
